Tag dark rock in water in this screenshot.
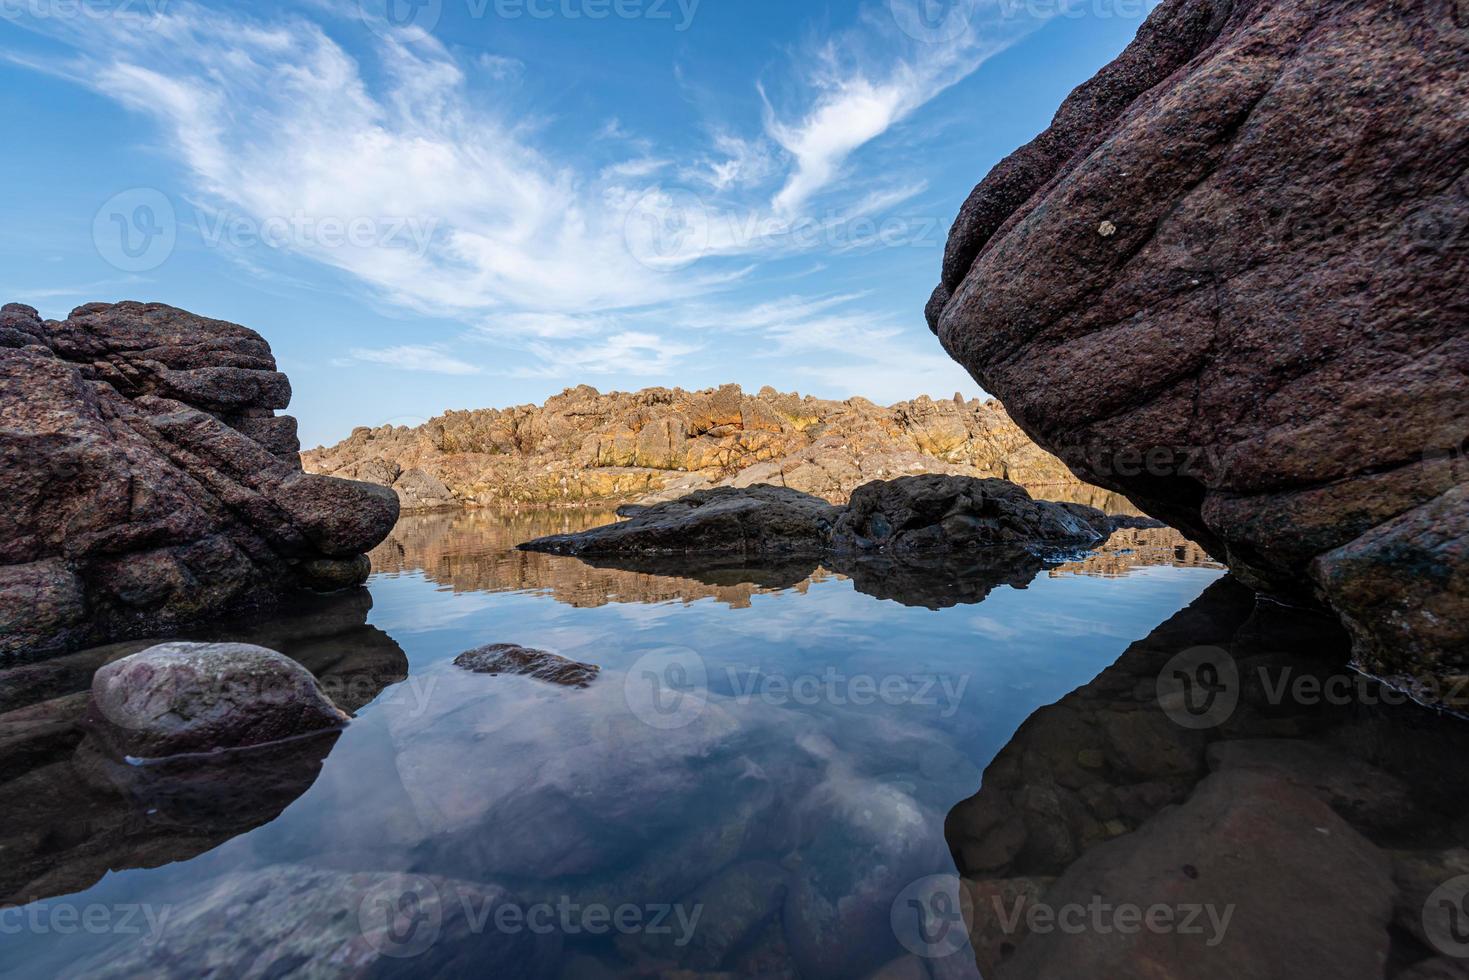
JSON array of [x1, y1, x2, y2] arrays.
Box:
[[830, 475, 1109, 556], [926, 0, 1468, 684], [82, 642, 348, 760], [520, 477, 1139, 610], [454, 644, 600, 689], [2, 730, 340, 907], [945, 577, 1469, 977], [521, 484, 841, 557], [74, 865, 562, 979], [522, 477, 1117, 563], [0, 301, 400, 660]]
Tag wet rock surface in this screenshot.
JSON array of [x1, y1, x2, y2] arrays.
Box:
[[946, 577, 1469, 978], [927, 0, 1469, 684], [0, 301, 399, 659], [454, 643, 601, 689], [83, 642, 349, 761]]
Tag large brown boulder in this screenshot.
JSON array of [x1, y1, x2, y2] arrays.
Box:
[[0, 301, 399, 658], [927, 0, 1468, 683]]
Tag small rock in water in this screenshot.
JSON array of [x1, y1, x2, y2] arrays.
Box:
[[82, 642, 349, 761], [453, 644, 600, 689]]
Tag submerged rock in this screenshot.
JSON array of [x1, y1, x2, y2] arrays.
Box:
[[454, 643, 600, 689], [945, 577, 1469, 977], [926, 0, 1468, 684], [82, 642, 348, 761], [0, 301, 400, 659], [76, 865, 561, 979]]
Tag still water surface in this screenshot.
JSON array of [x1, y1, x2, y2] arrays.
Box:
[[1, 510, 1225, 979]]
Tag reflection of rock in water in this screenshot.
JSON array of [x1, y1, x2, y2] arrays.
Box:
[[1048, 526, 1220, 578], [946, 577, 1469, 979], [510, 525, 1220, 611], [0, 590, 405, 904], [373, 509, 834, 608]]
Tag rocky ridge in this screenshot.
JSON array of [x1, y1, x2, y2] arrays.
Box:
[[301, 383, 1110, 512], [0, 301, 399, 660], [927, 0, 1468, 684]]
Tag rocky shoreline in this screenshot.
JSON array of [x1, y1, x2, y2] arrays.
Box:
[[301, 382, 1118, 513]]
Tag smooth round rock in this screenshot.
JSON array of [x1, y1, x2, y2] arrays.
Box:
[[83, 641, 348, 760]]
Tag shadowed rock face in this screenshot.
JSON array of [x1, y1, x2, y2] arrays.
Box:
[[928, 0, 1468, 684], [946, 578, 1469, 978], [0, 301, 400, 659]]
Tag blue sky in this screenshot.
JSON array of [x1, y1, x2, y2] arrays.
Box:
[[1, 0, 1158, 447]]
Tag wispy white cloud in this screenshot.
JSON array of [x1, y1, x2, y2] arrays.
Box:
[[345, 345, 482, 375], [518, 331, 700, 378], [4, 0, 1034, 389], [762, 8, 1024, 214]]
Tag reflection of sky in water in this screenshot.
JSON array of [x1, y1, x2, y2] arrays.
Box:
[[5, 514, 1224, 979]]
